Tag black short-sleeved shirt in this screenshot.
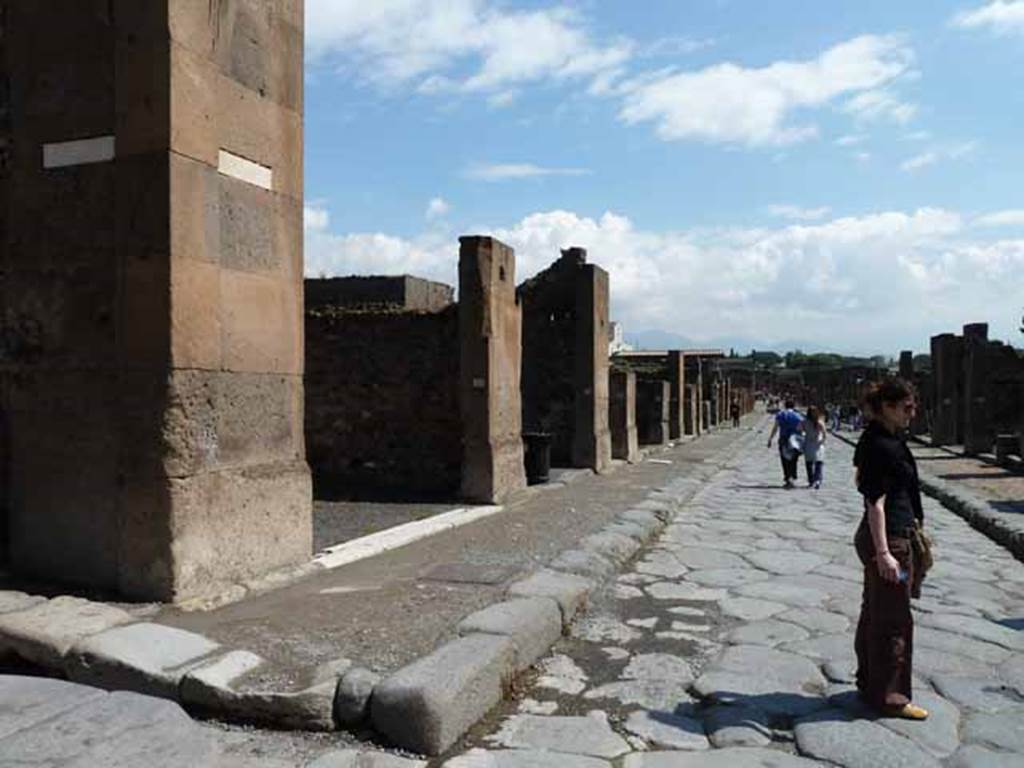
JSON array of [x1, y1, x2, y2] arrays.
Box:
[[856, 421, 923, 536]]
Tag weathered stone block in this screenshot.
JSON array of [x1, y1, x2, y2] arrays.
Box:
[[610, 369, 639, 462], [65, 622, 221, 699], [457, 598, 562, 672], [506, 570, 594, 625], [0, 597, 134, 668], [371, 634, 516, 754], [221, 269, 302, 374]]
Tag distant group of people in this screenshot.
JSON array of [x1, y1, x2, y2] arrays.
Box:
[[764, 379, 931, 722]]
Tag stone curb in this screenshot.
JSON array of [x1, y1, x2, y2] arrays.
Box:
[[831, 431, 1024, 562], [0, 421, 753, 756]]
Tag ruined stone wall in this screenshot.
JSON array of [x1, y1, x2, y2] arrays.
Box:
[[305, 276, 453, 313], [931, 333, 963, 446], [987, 343, 1024, 437], [1, 2, 311, 601], [305, 308, 461, 496], [519, 248, 610, 471], [609, 370, 639, 462], [636, 380, 670, 445]]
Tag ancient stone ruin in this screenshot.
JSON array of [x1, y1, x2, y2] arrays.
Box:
[[0, 1, 311, 602]]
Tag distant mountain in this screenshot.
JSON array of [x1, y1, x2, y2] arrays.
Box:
[[623, 329, 831, 355]]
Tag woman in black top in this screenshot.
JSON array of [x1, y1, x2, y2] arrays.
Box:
[[853, 378, 929, 720]]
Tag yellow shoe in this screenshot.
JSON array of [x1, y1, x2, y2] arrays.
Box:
[[885, 703, 929, 720]]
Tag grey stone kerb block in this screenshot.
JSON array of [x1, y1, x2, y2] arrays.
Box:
[[457, 598, 562, 673], [371, 633, 515, 755]]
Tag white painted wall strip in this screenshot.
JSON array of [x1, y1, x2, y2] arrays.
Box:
[[218, 149, 273, 191], [312, 505, 504, 571], [43, 136, 115, 169]]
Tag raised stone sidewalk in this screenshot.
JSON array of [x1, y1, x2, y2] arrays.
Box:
[[0, 419, 752, 756]]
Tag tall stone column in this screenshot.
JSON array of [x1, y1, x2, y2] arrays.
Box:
[[572, 258, 612, 472], [636, 380, 669, 446], [459, 237, 527, 502], [666, 351, 685, 440], [609, 370, 638, 462], [930, 333, 962, 446], [899, 351, 914, 380], [683, 384, 697, 436], [962, 323, 992, 455], [1, 2, 311, 601]]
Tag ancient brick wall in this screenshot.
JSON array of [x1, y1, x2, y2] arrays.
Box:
[[306, 276, 453, 313], [519, 248, 610, 471], [305, 308, 461, 496]]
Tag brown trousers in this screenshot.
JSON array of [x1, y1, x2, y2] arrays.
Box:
[[854, 528, 916, 710]]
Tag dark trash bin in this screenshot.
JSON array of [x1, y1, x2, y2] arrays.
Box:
[[522, 432, 552, 485]]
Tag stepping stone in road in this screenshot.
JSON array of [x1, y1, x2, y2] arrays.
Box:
[[487, 713, 630, 759], [623, 710, 709, 751], [621, 653, 694, 685], [946, 744, 1024, 768]]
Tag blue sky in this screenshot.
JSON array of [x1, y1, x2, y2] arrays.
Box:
[[302, 1, 1024, 355]]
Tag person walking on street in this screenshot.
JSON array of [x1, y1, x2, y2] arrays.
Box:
[[802, 405, 826, 488], [730, 399, 741, 428], [767, 399, 803, 488], [853, 378, 929, 720]]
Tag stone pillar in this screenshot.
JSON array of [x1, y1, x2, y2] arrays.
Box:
[[899, 351, 914, 380], [609, 370, 639, 462], [666, 351, 685, 441], [459, 237, 527, 502], [1, 2, 311, 601], [962, 323, 993, 455], [702, 400, 712, 431], [572, 257, 612, 473], [683, 384, 697, 436], [930, 333, 962, 446], [636, 380, 670, 446]]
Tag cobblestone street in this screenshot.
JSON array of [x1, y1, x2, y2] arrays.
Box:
[[444, 418, 1024, 767]]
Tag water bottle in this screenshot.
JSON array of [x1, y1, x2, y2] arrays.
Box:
[[897, 568, 908, 584]]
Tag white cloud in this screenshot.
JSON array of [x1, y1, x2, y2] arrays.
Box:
[[617, 34, 914, 146], [900, 141, 978, 172], [901, 151, 938, 172], [304, 204, 330, 232], [304, 205, 1023, 351], [974, 209, 1024, 227], [640, 36, 717, 58], [952, 1, 1024, 34], [426, 197, 451, 220], [842, 89, 917, 125], [463, 163, 591, 181], [835, 134, 866, 146], [306, 1, 630, 95], [767, 204, 832, 221]]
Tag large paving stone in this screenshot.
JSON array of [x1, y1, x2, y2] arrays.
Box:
[[622, 748, 823, 767], [686, 568, 766, 588], [877, 688, 962, 759], [583, 679, 695, 711], [962, 708, 1024, 753], [720, 597, 789, 622], [0, 687, 220, 766], [781, 634, 855, 664], [549, 550, 616, 580], [917, 614, 1024, 652], [725, 621, 810, 647], [914, 646, 995, 679], [372, 634, 516, 754], [947, 745, 1024, 768], [912, 628, 1012, 666], [65, 622, 221, 699], [646, 582, 726, 602], [794, 709, 941, 768], [776, 608, 850, 635], [694, 645, 827, 718], [488, 714, 630, 758], [507, 570, 594, 626], [0, 591, 46, 615], [458, 599, 562, 672], [734, 581, 830, 608], [670, 546, 749, 570], [744, 551, 828, 576], [932, 675, 1024, 713], [442, 748, 610, 767], [306, 750, 428, 767], [0, 674, 106, 740], [635, 552, 689, 579], [623, 709, 709, 750], [622, 653, 694, 685], [998, 653, 1024, 690], [180, 650, 338, 731], [580, 531, 641, 565], [704, 703, 773, 748], [0, 596, 135, 667]]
